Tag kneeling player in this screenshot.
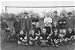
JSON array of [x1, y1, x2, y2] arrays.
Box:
[[40, 29, 49, 46], [51, 29, 60, 47], [29, 30, 38, 46], [65, 28, 75, 42], [59, 30, 66, 45], [18, 31, 28, 45], [47, 33, 52, 46]]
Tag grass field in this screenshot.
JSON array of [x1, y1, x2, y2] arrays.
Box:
[[1, 40, 75, 50]]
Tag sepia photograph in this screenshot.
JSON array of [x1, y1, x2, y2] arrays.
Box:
[[0, 1, 75, 50]]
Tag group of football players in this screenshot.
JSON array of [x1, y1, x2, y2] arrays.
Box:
[[1, 10, 75, 47], [17, 11, 75, 47]]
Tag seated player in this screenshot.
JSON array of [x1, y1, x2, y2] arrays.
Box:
[[44, 24, 51, 35], [65, 28, 75, 42], [47, 33, 52, 46], [40, 28, 49, 46], [18, 31, 28, 45], [1, 20, 12, 41], [59, 30, 66, 45], [33, 23, 41, 46], [52, 22, 58, 34], [72, 29, 75, 45], [51, 29, 60, 47], [34, 22, 41, 36], [29, 30, 38, 46]]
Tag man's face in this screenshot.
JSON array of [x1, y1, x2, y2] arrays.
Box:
[[33, 13, 37, 18], [68, 28, 72, 33], [46, 13, 50, 17], [16, 17, 19, 20], [42, 29, 46, 34]]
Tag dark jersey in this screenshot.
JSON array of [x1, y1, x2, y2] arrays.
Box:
[[32, 17, 39, 22], [13, 20, 21, 30], [52, 25, 59, 33], [1, 22, 8, 30], [65, 31, 75, 38], [40, 33, 49, 40], [58, 18, 67, 29], [19, 34, 26, 41], [44, 26, 51, 34], [29, 34, 37, 39], [34, 27, 41, 34], [51, 33, 59, 39]]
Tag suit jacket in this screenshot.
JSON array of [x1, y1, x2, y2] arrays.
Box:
[[21, 16, 32, 31], [13, 20, 21, 30], [66, 17, 75, 29]]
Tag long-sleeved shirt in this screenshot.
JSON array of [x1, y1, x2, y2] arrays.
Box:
[[13, 20, 21, 30], [44, 17, 52, 24], [66, 17, 75, 29], [58, 17, 67, 29], [52, 15, 60, 23]]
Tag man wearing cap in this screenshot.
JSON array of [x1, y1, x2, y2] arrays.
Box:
[[52, 11, 60, 24], [21, 12, 32, 45], [21, 12, 32, 33]]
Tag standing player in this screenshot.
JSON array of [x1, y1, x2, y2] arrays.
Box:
[[57, 14, 67, 40], [13, 16, 21, 43], [31, 13, 39, 29], [44, 13, 52, 26]]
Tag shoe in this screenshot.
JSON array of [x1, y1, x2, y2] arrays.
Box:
[[18, 41, 21, 44], [47, 45, 50, 47]]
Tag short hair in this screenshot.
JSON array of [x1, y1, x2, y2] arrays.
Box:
[[24, 12, 28, 14]]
